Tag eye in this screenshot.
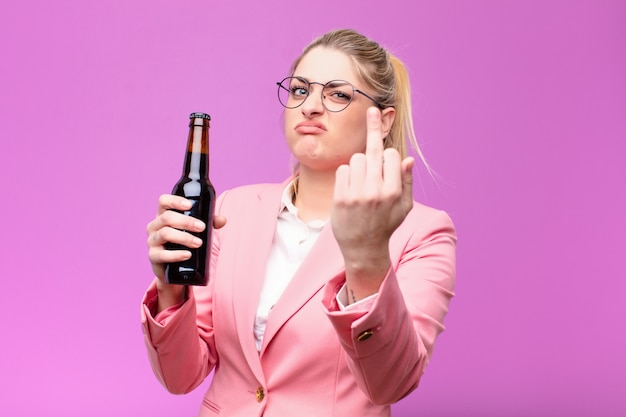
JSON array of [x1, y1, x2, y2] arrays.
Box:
[[328, 90, 351, 102], [290, 83, 309, 99], [323, 82, 353, 103]]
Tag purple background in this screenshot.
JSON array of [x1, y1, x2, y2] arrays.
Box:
[[1, 1, 624, 416]]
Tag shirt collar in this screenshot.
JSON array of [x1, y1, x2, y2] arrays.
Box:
[[279, 178, 327, 228], [280, 178, 298, 216]]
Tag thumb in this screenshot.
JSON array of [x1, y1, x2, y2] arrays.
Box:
[[213, 215, 227, 229]]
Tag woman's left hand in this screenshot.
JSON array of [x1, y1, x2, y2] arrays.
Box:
[[332, 107, 415, 300]]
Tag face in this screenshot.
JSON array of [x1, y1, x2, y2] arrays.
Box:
[[283, 47, 384, 173]]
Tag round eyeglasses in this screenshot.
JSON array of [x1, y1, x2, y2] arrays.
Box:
[[276, 76, 386, 113]]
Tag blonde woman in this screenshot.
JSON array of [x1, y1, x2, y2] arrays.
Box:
[[143, 29, 456, 417]]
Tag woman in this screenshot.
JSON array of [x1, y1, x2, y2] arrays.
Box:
[[143, 29, 456, 417]]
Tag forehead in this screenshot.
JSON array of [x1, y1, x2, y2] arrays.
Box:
[[293, 46, 360, 84]]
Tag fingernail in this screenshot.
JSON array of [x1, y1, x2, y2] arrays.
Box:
[[194, 220, 205, 231], [181, 199, 192, 209], [193, 237, 202, 246]]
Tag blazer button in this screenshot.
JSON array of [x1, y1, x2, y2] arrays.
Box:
[[357, 329, 374, 341], [255, 386, 265, 402]]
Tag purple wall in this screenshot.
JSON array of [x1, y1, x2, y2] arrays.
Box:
[[1, 1, 624, 416]]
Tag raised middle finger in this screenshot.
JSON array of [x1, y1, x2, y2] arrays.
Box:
[[365, 107, 385, 182]]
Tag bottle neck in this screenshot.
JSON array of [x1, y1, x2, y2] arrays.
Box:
[[182, 118, 210, 179]]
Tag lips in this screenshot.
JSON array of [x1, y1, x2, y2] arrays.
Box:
[[295, 121, 327, 134]]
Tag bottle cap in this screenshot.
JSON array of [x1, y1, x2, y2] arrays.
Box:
[[189, 112, 211, 120]]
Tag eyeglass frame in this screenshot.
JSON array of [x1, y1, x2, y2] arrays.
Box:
[[276, 76, 387, 112]]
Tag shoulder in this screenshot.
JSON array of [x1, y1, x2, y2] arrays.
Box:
[[407, 201, 455, 230], [394, 201, 457, 245]]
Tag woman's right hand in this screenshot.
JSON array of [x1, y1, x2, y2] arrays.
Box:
[[146, 194, 226, 312], [146, 194, 206, 281]]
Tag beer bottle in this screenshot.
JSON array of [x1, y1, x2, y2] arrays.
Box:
[[165, 112, 216, 286]]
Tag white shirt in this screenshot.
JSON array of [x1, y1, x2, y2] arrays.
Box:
[[253, 180, 377, 351]]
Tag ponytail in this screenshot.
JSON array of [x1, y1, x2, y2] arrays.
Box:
[[388, 54, 432, 176]]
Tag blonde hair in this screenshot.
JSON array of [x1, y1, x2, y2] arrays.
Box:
[[289, 29, 431, 173]]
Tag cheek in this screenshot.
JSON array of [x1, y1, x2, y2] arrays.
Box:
[[283, 107, 300, 130], [339, 117, 368, 152], [283, 112, 296, 143]]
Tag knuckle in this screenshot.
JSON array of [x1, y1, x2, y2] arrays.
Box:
[[336, 164, 349, 176], [160, 227, 176, 242], [148, 247, 163, 263], [334, 197, 351, 208], [383, 148, 399, 158], [361, 186, 382, 201], [159, 210, 172, 224], [350, 153, 366, 165], [156, 228, 165, 241], [189, 217, 203, 230], [158, 194, 170, 206], [383, 148, 400, 163], [146, 232, 155, 246], [160, 210, 176, 224], [383, 187, 402, 200]]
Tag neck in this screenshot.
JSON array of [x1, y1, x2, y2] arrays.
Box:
[[293, 167, 335, 222]]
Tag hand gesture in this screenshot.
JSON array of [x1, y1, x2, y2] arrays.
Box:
[[331, 107, 414, 298]]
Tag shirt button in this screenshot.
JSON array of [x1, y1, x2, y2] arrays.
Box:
[[255, 386, 265, 402], [357, 329, 374, 341]]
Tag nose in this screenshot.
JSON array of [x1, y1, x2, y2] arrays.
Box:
[[300, 83, 325, 117]]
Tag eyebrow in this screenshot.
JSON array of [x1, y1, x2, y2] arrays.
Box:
[[291, 75, 310, 82], [325, 80, 350, 87], [292, 76, 352, 86]]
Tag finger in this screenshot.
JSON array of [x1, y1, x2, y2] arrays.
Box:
[[348, 153, 367, 191], [149, 246, 192, 265], [157, 194, 193, 215], [334, 164, 350, 201], [365, 107, 385, 184], [149, 226, 203, 249], [365, 107, 384, 158], [148, 209, 206, 235], [401, 157, 415, 210], [381, 148, 402, 190], [365, 106, 385, 169]]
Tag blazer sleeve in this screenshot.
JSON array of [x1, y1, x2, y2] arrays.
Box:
[[140, 192, 228, 394], [140, 282, 217, 394], [322, 207, 457, 405]]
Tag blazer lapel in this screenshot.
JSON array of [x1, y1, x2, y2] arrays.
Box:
[[230, 182, 285, 381], [260, 224, 344, 355]]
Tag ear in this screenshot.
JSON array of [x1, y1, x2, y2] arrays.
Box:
[[380, 107, 396, 139]]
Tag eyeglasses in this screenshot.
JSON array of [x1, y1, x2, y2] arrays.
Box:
[[276, 76, 386, 113]]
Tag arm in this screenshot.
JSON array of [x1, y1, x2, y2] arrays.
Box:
[[323, 209, 456, 404], [141, 282, 217, 394], [141, 192, 228, 393]]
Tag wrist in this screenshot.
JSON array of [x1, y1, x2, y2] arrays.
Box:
[[344, 257, 390, 302], [155, 280, 187, 314]]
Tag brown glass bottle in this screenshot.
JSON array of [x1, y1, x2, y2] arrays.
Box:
[[164, 112, 216, 286]]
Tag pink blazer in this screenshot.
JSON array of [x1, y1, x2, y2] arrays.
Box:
[[141, 180, 456, 417]]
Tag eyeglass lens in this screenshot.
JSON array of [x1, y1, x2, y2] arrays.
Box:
[[278, 77, 356, 112]]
